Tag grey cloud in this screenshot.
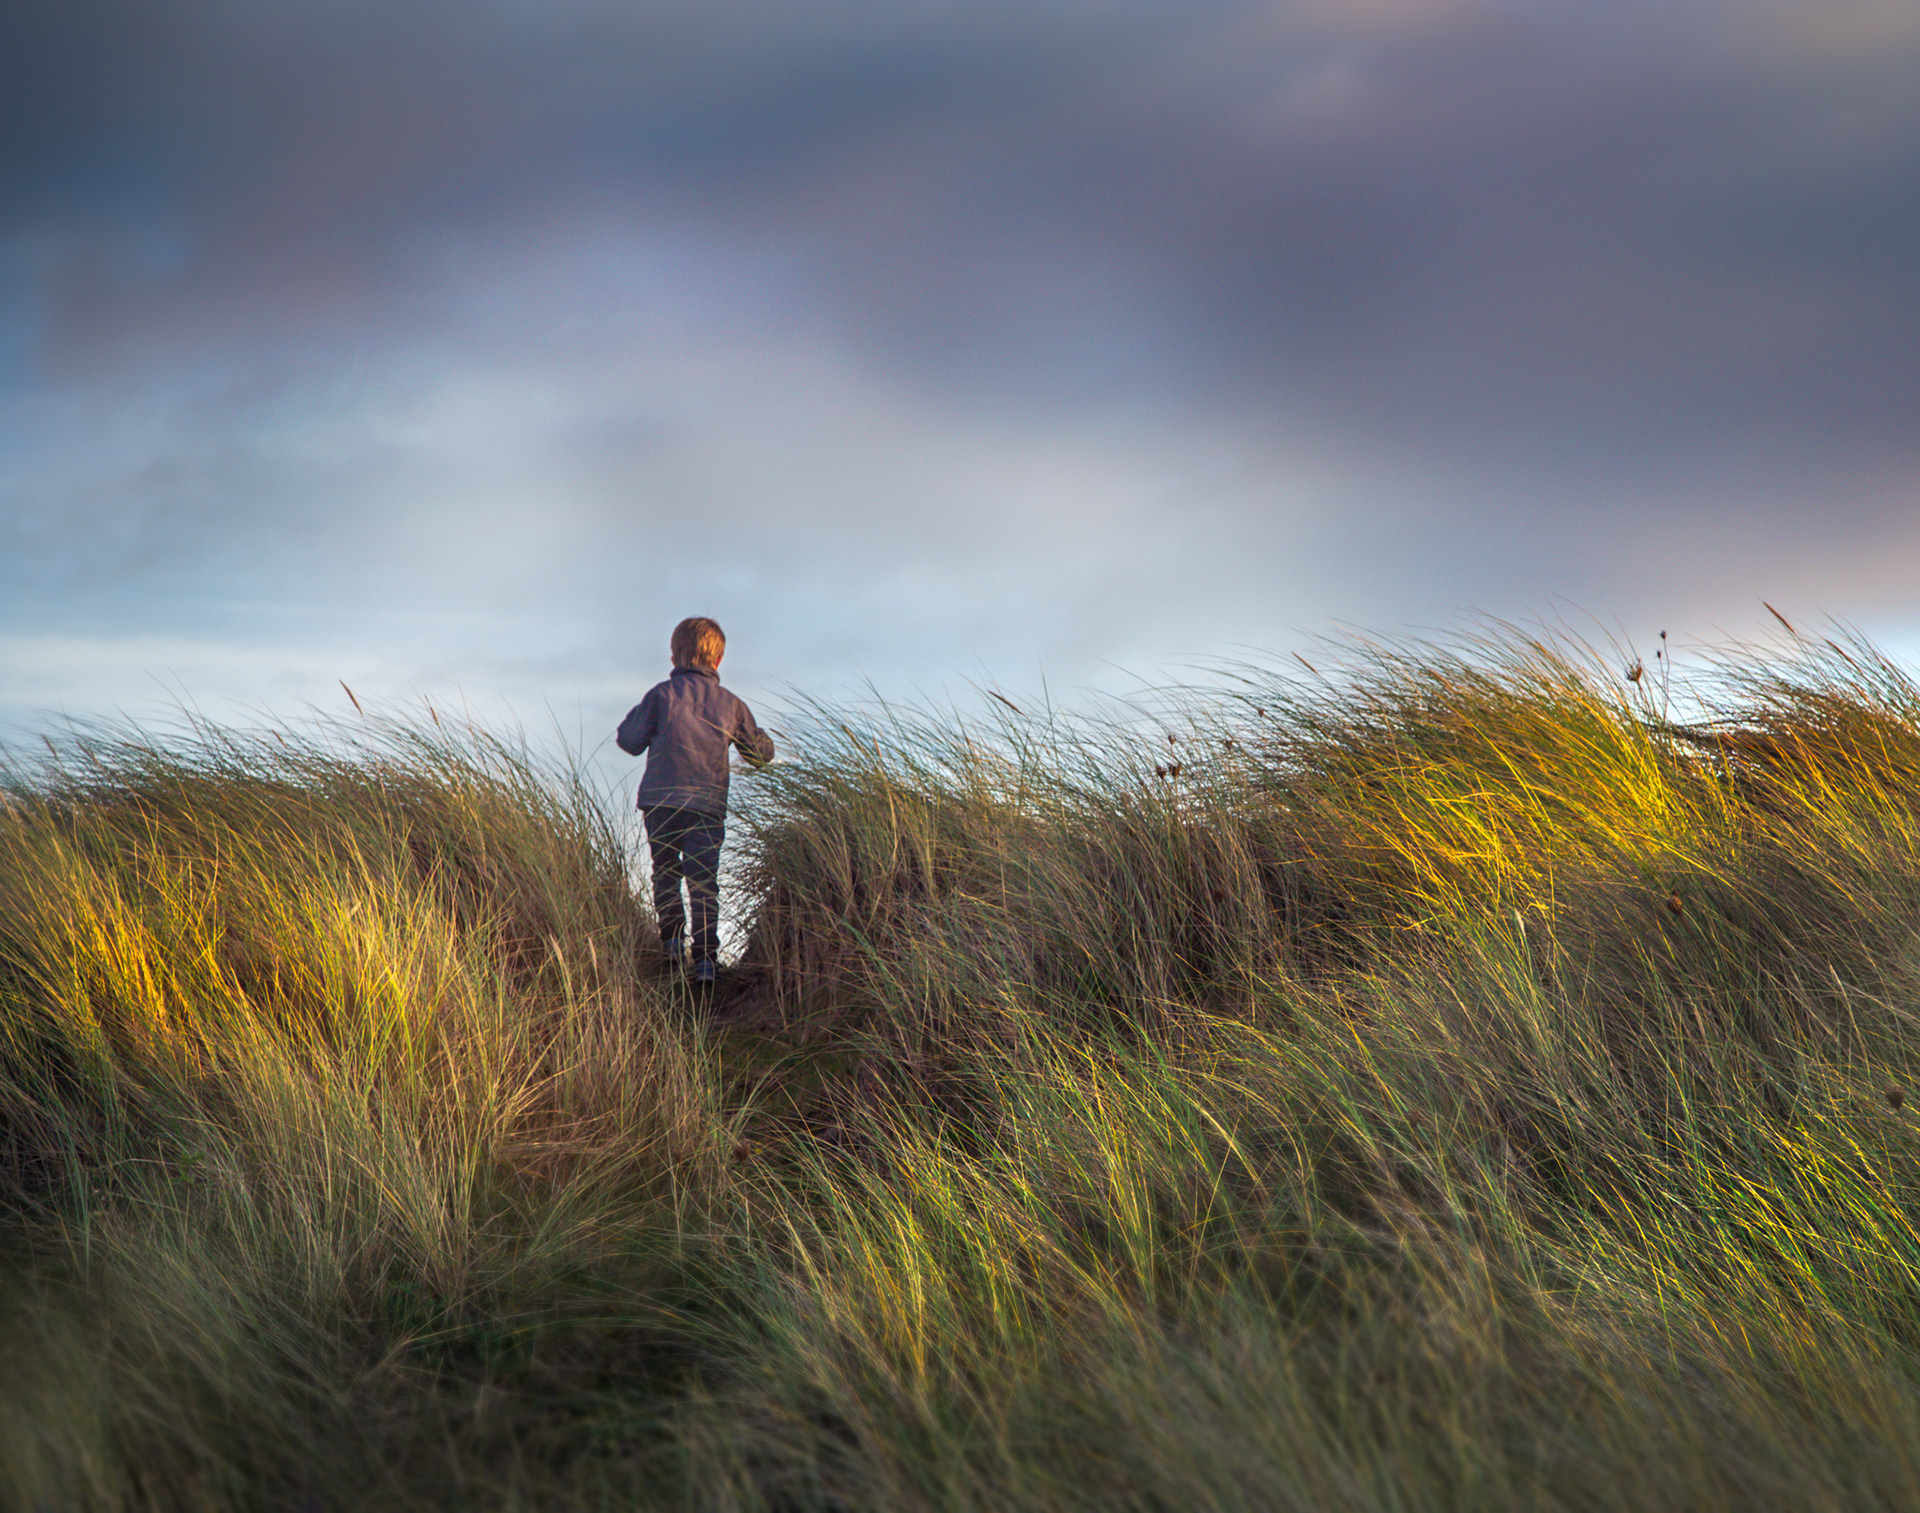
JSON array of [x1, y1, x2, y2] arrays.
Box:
[[9, 0, 1915, 490]]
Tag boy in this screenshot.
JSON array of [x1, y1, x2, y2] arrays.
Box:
[[616, 617, 775, 985]]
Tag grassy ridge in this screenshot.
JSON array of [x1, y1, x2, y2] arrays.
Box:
[[7, 633, 1920, 1508]]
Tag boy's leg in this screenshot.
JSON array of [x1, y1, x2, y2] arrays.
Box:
[[677, 811, 726, 967], [642, 806, 688, 951]]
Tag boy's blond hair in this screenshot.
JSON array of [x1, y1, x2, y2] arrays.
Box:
[[670, 617, 727, 671]]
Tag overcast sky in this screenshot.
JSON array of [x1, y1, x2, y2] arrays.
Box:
[[5, 0, 1919, 755]]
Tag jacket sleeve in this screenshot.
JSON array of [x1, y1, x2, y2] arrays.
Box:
[[615, 695, 656, 756], [731, 702, 776, 767]]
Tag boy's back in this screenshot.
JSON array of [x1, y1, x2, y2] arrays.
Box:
[[616, 664, 773, 816]]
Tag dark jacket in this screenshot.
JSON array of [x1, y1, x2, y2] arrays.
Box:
[[616, 666, 774, 816]]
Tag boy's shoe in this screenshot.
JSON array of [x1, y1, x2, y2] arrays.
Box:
[[692, 959, 717, 988], [662, 936, 686, 969]]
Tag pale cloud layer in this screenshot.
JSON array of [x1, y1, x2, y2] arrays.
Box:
[[4, 0, 1919, 743]]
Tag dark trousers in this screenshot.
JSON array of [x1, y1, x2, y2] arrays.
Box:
[[643, 806, 725, 965]]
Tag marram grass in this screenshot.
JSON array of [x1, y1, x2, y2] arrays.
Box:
[[8, 632, 1920, 1509]]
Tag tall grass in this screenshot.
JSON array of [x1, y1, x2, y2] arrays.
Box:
[[8, 631, 1920, 1508], [0, 715, 724, 1506]]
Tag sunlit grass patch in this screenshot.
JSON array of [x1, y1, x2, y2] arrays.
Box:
[[0, 716, 729, 1506]]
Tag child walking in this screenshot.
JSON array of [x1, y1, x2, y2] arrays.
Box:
[[616, 617, 775, 985]]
